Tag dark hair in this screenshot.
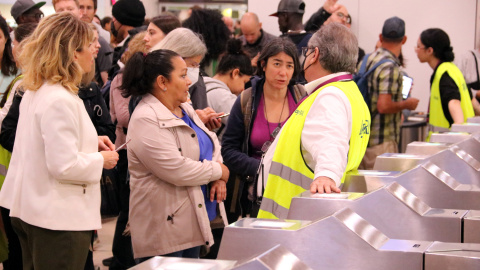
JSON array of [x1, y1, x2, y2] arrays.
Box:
[[256, 37, 300, 81], [216, 39, 254, 76], [93, 0, 97, 10], [151, 13, 181, 36], [101, 16, 112, 29], [14, 22, 37, 43], [0, 16, 18, 76], [182, 9, 231, 69], [121, 50, 179, 97], [420, 28, 454, 62]]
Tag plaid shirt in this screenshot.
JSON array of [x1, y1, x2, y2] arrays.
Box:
[[361, 48, 403, 147]]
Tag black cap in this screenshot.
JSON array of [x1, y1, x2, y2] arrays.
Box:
[[270, 0, 305, 17], [382, 16, 405, 40], [112, 0, 146, 27]]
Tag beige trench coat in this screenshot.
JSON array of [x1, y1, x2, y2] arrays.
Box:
[[127, 94, 223, 258]]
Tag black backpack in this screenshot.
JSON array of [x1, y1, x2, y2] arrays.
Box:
[[354, 54, 394, 109]]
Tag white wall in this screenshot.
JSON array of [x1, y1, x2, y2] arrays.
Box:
[[248, 0, 477, 112]]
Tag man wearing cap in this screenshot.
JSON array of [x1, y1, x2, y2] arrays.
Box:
[[359, 16, 419, 169], [270, 0, 311, 56], [239, 12, 276, 67], [109, 0, 146, 80], [11, 0, 45, 25], [257, 23, 370, 219]]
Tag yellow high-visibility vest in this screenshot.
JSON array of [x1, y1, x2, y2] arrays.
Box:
[[258, 80, 370, 219], [430, 62, 474, 129]]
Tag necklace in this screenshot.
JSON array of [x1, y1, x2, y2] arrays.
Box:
[[263, 91, 288, 141]]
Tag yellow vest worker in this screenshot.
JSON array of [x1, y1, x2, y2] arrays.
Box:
[[258, 80, 370, 219], [430, 62, 474, 129]]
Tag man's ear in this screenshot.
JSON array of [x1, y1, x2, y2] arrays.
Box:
[[401, 36, 407, 45]]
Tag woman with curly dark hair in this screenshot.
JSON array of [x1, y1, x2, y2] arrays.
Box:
[[182, 8, 231, 76]]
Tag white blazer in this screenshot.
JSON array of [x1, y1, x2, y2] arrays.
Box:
[[0, 83, 104, 231]]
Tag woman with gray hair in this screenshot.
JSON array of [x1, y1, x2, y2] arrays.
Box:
[[151, 27, 223, 130]]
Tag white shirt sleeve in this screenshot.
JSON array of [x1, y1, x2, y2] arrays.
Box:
[[0, 80, 22, 131], [301, 86, 352, 187]]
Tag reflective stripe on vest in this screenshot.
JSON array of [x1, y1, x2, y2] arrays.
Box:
[[430, 62, 475, 129], [258, 80, 370, 219]]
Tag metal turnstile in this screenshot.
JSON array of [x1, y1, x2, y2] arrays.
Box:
[[289, 182, 480, 243], [345, 164, 480, 212], [218, 209, 480, 269], [373, 153, 428, 171], [451, 123, 480, 133], [405, 141, 451, 155], [374, 147, 480, 186], [219, 208, 428, 270], [232, 245, 312, 270], [429, 132, 471, 144], [129, 257, 236, 270]]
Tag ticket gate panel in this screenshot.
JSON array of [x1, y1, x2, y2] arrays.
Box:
[[288, 183, 466, 242], [352, 165, 480, 211], [455, 135, 480, 161], [425, 242, 480, 270], [343, 171, 400, 193], [467, 116, 480, 124], [427, 148, 480, 186], [232, 245, 312, 270], [218, 209, 426, 270], [373, 153, 428, 171], [451, 123, 480, 133], [464, 210, 480, 244], [129, 256, 236, 270], [429, 132, 471, 144], [405, 141, 450, 156]]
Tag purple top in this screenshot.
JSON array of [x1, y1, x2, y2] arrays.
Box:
[[250, 91, 297, 159]]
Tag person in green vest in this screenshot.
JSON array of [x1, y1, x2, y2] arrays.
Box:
[[257, 22, 371, 219], [415, 28, 474, 132]]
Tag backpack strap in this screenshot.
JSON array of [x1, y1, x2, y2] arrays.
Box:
[[363, 58, 395, 78], [240, 88, 253, 131], [471, 51, 480, 85]]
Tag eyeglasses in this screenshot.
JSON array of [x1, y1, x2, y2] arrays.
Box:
[[336, 12, 352, 24], [24, 12, 44, 20], [260, 125, 281, 153], [301, 47, 315, 58]]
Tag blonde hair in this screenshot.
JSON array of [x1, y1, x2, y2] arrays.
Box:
[[19, 12, 92, 93], [121, 31, 147, 64], [52, 0, 79, 8]]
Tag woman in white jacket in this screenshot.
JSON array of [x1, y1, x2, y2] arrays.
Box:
[[0, 13, 119, 270]]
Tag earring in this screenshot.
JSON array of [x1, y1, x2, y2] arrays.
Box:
[[163, 87, 167, 92]]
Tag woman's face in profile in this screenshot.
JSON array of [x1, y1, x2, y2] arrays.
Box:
[[164, 56, 192, 104], [75, 41, 94, 74]]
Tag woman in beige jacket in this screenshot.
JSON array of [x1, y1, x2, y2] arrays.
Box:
[[121, 49, 229, 261]]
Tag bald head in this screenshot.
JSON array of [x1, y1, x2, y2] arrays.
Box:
[[241, 12, 262, 44], [324, 5, 350, 28]]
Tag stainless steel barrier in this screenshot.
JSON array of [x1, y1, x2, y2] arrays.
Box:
[[129, 256, 236, 270], [405, 141, 450, 156], [218, 208, 428, 270], [232, 245, 312, 270], [429, 132, 471, 143], [451, 123, 480, 133], [289, 182, 477, 243]]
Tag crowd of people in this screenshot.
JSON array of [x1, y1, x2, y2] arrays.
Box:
[[0, 0, 475, 269]]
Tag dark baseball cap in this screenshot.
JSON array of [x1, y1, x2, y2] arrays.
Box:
[[270, 0, 305, 17], [11, 0, 45, 20], [382, 16, 405, 40]]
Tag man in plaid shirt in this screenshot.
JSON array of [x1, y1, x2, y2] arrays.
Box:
[[359, 16, 419, 169]]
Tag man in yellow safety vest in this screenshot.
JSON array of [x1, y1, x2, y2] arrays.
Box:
[[257, 22, 371, 219]]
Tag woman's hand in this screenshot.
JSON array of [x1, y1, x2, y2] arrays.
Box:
[[98, 136, 115, 151], [101, 151, 119, 169], [196, 107, 223, 130], [210, 180, 226, 202], [218, 161, 230, 183]]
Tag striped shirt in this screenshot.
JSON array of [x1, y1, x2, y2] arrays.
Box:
[[361, 48, 403, 147]]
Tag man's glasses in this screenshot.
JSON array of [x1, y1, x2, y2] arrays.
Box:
[[24, 12, 44, 20], [301, 47, 315, 58], [336, 12, 352, 24]]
